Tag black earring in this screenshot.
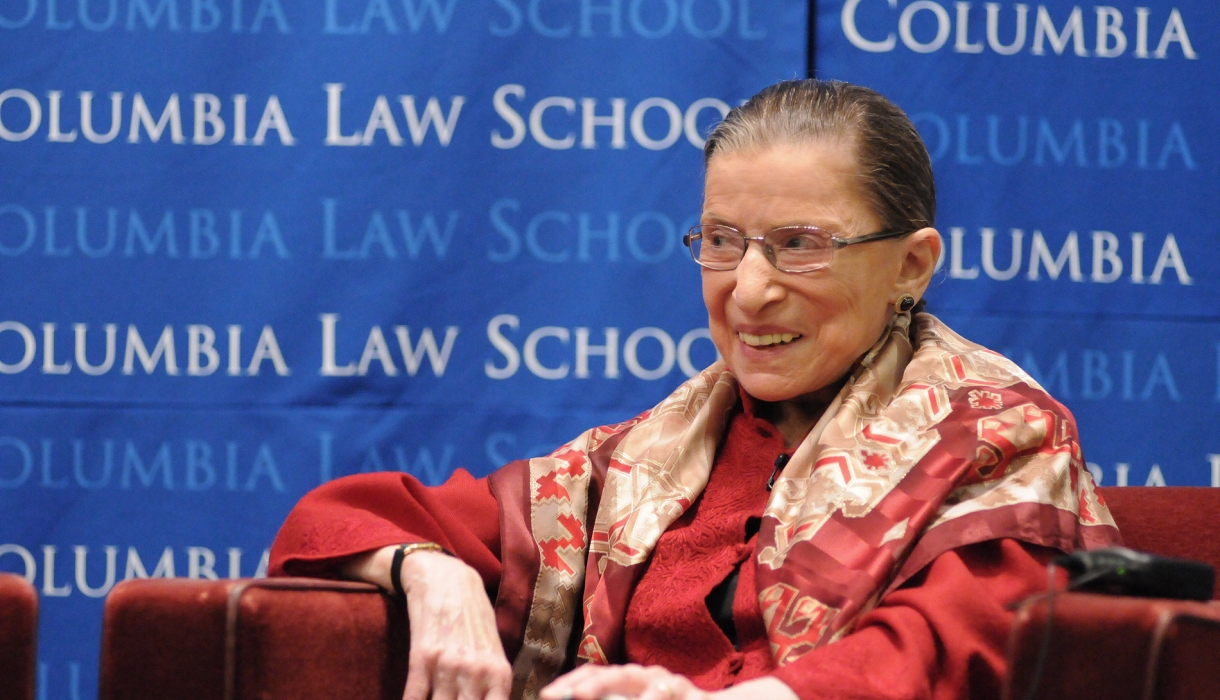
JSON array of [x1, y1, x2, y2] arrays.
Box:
[[896, 294, 916, 313]]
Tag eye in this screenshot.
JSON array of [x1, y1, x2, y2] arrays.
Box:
[[775, 231, 823, 250], [705, 229, 739, 248]]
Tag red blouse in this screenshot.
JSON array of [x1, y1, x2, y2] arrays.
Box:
[[270, 401, 1059, 700]]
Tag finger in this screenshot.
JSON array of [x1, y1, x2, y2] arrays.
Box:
[[482, 665, 514, 700], [455, 658, 510, 700], [637, 674, 696, 700], [402, 663, 431, 700], [453, 656, 511, 700], [447, 620, 510, 700], [430, 649, 464, 700], [572, 666, 650, 698], [486, 658, 515, 700], [543, 663, 618, 692], [568, 665, 658, 700], [402, 652, 433, 700], [541, 665, 609, 700]]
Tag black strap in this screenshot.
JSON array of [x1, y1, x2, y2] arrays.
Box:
[[389, 544, 408, 600]]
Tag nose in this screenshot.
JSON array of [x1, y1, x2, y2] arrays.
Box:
[[732, 241, 784, 315]]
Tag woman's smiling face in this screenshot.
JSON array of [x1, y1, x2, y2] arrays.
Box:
[[701, 139, 935, 403]]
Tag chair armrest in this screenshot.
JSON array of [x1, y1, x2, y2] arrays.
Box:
[[0, 573, 38, 700], [99, 577, 408, 700], [1004, 592, 1220, 700]]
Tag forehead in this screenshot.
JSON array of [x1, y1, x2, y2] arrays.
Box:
[[702, 140, 879, 231]]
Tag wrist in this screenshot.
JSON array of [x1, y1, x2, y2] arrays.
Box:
[[398, 549, 455, 579], [390, 542, 449, 598]]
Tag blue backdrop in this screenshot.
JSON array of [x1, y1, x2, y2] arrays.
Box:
[[1, 1, 1216, 698]]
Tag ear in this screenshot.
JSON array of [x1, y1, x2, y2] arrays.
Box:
[[894, 228, 942, 300]]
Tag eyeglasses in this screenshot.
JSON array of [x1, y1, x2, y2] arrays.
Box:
[[683, 224, 913, 273]]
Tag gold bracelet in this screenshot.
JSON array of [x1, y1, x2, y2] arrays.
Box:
[[390, 542, 445, 598], [399, 542, 444, 558]]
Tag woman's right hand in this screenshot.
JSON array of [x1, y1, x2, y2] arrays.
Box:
[[345, 547, 513, 700], [399, 551, 513, 700]]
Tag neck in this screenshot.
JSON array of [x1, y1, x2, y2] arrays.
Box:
[[754, 376, 847, 449]]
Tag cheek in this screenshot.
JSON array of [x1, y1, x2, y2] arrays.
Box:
[[822, 253, 896, 320], [838, 249, 901, 308], [789, 278, 856, 331], [798, 280, 888, 360], [815, 292, 891, 360], [701, 274, 735, 354]]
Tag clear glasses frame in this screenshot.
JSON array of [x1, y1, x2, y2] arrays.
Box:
[[682, 224, 913, 273]]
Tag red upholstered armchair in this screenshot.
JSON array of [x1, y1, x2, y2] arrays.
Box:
[[0, 573, 38, 700], [98, 487, 1220, 700]]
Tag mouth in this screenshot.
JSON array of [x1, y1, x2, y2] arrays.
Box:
[[738, 332, 802, 348]]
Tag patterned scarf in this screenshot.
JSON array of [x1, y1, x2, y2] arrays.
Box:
[[487, 312, 1119, 699]]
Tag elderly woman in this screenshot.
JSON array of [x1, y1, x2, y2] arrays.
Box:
[[269, 80, 1119, 700]]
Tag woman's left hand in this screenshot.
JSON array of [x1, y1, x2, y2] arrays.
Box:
[[539, 664, 708, 700], [539, 665, 800, 700]]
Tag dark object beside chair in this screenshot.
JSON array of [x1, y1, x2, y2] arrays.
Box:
[[1054, 547, 1215, 601], [0, 573, 38, 700], [98, 578, 407, 700]]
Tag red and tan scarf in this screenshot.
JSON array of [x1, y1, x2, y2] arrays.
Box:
[[487, 312, 1119, 699]]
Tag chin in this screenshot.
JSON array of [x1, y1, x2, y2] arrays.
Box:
[[734, 374, 807, 403]]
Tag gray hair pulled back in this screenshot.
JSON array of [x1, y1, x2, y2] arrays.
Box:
[[703, 80, 937, 233]]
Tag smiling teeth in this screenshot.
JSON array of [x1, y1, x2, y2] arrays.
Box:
[[739, 332, 801, 347]]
